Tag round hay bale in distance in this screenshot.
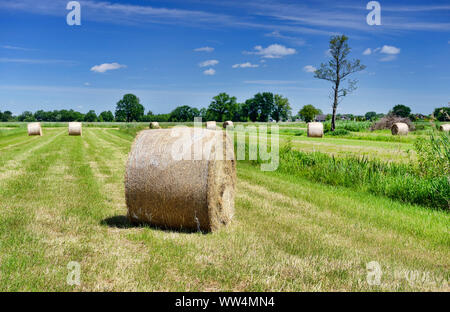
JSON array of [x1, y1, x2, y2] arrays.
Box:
[[391, 122, 409, 135], [27, 122, 42, 136], [68, 122, 82, 136], [206, 121, 217, 130], [223, 121, 234, 129], [149, 122, 160, 129], [307, 122, 324, 138], [439, 124, 450, 132], [125, 128, 236, 232]]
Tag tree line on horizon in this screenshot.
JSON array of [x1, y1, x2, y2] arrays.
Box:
[[1, 97, 448, 123], [0, 92, 292, 123]]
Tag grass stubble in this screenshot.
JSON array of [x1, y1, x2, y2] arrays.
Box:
[[0, 127, 448, 291]]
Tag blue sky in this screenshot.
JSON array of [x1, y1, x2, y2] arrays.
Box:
[[0, 0, 449, 116]]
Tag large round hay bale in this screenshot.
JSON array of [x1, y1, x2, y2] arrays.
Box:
[[27, 122, 42, 136], [125, 128, 236, 232], [223, 121, 233, 129], [68, 122, 82, 136], [149, 122, 160, 129], [206, 121, 217, 130], [439, 124, 450, 132], [307, 122, 324, 138], [391, 122, 409, 135]]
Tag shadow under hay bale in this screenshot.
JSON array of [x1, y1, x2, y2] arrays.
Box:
[[27, 122, 42, 136], [100, 215, 133, 228], [100, 215, 206, 233], [307, 122, 324, 138], [125, 128, 236, 233], [68, 122, 82, 136]]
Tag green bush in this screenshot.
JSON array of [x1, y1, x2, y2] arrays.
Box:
[[327, 129, 349, 136]]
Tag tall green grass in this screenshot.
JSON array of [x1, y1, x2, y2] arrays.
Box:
[[324, 120, 372, 132], [242, 133, 449, 210], [278, 143, 449, 209]]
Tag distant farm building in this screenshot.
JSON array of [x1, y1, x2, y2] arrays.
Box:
[[315, 114, 327, 122]]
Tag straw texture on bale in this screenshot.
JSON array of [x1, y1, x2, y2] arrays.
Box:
[[307, 122, 324, 138], [223, 121, 234, 129], [149, 122, 160, 129], [439, 124, 450, 132], [206, 121, 217, 130], [125, 128, 236, 232], [27, 122, 42, 136], [391, 122, 409, 135], [68, 122, 82, 136]]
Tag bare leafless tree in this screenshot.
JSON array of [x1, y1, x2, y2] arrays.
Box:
[[314, 35, 366, 131]]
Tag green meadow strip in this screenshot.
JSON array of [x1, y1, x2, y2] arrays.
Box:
[[0, 131, 67, 291]]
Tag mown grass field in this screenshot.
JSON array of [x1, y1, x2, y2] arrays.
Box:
[[0, 125, 448, 291]]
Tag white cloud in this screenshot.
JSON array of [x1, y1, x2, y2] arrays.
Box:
[[194, 46, 214, 52], [363, 48, 372, 55], [245, 44, 296, 58], [363, 45, 400, 61], [84, 82, 90, 86], [1, 45, 33, 51], [303, 65, 316, 73], [203, 68, 216, 75], [244, 80, 300, 85], [264, 31, 306, 46], [380, 45, 401, 55], [0, 58, 74, 64], [232, 62, 259, 68], [90, 62, 126, 73], [380, 55, 398, 62], [199, 59, 219, 67]]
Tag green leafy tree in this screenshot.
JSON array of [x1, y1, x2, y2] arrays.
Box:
[[99, 111, 115, 122], [207, 93, 238, 121], [233, 103, 248, 121], [298, 104, 320, 122], [84, 110, 97, 122], [169, 105, 200, 122], [115, 94, 145, 122], [365, 111, 377, 121], [34, 110, 49, 121], [254, 92, 274, 122], [314, 35, 366, 131], [2, 111, 13, 121], [433, 106, 450, 121], [392, 104, 411, 118], [242, 98, 259, 122], [272, 95, 291, 121], [18, 111, 36, 122], [150, 114, 171, 122]]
